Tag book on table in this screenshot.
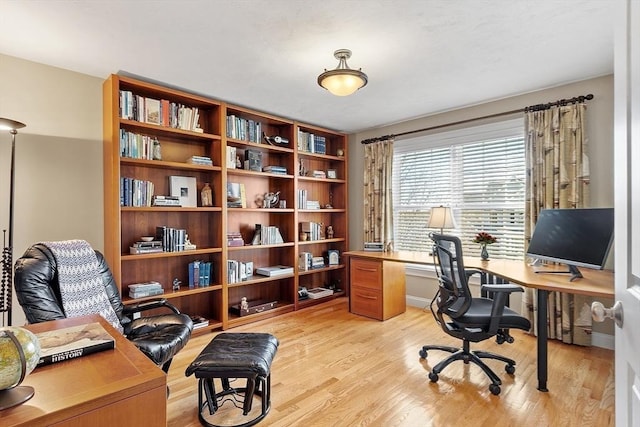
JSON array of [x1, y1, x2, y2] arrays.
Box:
[[255, 265, 294, 277], [34, 322, 116, 366]]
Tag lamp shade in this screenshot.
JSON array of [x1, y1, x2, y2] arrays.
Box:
[[427, 206, 456, 231], [0, 118, 26, 131], [318, 49, 368, 96]]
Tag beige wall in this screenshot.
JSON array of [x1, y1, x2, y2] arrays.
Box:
[[0, 53, 614, 336], [347, 75, 615, 342], [0, 54, 104, 325]]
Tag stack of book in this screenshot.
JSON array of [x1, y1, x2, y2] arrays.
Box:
[[188, 260, 212, 287], [311, 256, 326, 269], [187, 155, 213, 166], [251, 224, 284, 245], [129, 281, 164, 298], [255, 265, 294, 277], [297, 189, 308, 209], [227, 260, 254, 283], [156, 226, 188, 252], [120, 177, 154, 207], [299, 252, 312, 271], [297, 130, 327, 154], [227, 182, 246, 208], [227, 231, 245, 247], [364, 242, 384, 252], [119, 91, 202, 132], [262, 165, 287, 175], [305, 201, 321, 210], [226, 115, 262, 143], [300, 222, 324, 241], [189, 314, 209, 330], [130, 240, 163, 255], [152, 195, 180, 207], [307, 287, 334, 299]]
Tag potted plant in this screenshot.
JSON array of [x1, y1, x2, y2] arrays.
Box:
[[473, 232, 497, 260]]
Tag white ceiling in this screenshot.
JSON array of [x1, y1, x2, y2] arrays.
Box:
[[0, 0, 614, 134]]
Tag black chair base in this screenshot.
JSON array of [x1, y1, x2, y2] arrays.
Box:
[[419, 340, 516, 395], [186, 333, 279, 427]]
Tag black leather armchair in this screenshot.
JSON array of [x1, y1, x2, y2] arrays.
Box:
[[419, 234, 531, 395], [14, 243, 193, 374]]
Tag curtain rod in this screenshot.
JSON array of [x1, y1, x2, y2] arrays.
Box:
[[360, 93, 594, 145]]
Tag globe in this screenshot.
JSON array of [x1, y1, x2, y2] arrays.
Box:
[[0, 326, 41, 390]]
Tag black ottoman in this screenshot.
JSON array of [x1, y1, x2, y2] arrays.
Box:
[[185, 332, 279, 427]]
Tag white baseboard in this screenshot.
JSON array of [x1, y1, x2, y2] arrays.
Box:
[[592, 331, 614, 350], [407, 295, 430, 309], [406, 294, 615, 350]]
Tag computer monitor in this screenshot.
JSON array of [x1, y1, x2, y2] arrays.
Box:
[[526, 208, 614, 281]]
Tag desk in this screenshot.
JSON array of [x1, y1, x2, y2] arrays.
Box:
[[344, 251, 614, 391], [3, 315, 167, 426]]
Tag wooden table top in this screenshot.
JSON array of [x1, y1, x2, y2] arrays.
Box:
[[345, 250, 614, 299], [3, 315, 165, 427]]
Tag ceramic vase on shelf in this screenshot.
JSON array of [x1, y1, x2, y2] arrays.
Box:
[[480, 244, 489, 260]]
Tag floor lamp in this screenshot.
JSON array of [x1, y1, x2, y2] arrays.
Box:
[[1, 118, 26, 327]]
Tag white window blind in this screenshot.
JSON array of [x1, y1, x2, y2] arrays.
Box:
[[392, 119, 526, 259]]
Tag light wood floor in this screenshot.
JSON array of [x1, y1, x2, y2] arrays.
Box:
[[166, 298, 614, 427]]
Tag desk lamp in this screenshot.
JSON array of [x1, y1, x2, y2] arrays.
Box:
[[427, 206, 457, 235]]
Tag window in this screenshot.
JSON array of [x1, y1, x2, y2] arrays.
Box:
[[392, 119, 525, 259]]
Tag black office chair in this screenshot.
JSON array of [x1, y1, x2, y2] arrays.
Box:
[[14, 242, 193, 375], [419, 233, 531, 395]]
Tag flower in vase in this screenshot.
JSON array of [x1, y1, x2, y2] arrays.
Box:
[[473, 232, 497, 245]]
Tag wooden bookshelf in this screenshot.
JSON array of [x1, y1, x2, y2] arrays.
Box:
[[103, 74, 347, 331]]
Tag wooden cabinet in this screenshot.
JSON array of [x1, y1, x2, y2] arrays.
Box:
[[349, 257, 406, 320], [103, 74, 348, 331]]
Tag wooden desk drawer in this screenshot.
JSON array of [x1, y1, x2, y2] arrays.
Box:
[[351, 286, 382, 320], [350, 258, 382, 290]]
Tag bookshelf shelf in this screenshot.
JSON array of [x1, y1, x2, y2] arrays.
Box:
[[104, 74, 347, 331]]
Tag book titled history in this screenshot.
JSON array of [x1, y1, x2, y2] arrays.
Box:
[[34, 322, 116, 367]]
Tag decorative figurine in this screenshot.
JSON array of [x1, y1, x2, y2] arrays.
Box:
[[152, 137, 162, 160], [298, 159, 307, 176], [326, 225, 334, 239], [172, 278, 181, 291], [201, 183, 213, 207], [236, 155, 242, 169], [240, 297, 249, 310], [263, 191, 280, 208]]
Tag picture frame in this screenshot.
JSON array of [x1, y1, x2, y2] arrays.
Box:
[[169, 175, 197, 207], [326, 169, 337, 179]]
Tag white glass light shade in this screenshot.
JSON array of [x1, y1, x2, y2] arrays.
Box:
[[318, 49, 368, 96]]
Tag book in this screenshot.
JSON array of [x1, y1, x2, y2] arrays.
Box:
[[227, 182, 246, 208], [35, 322, 115, 366], [189, 315, 209, 330], [255, 265, 294, 277], [307, 287, 334, 299], [129, 288, 164, 298]]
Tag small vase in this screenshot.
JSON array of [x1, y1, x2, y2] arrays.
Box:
[[480, 244, 489, 260]]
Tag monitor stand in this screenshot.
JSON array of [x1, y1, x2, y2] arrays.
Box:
[[533, 264, 583, 282]]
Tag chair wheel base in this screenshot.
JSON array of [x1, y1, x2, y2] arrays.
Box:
[[489, 384, 501, 395]]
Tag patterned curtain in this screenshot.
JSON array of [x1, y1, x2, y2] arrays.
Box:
[[363, 139, 394, 249], [522, 103, 592, 345]]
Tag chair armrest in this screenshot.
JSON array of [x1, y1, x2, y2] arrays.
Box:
[[465, 268, 483, 281], [481, 284, 524, 335], [481, 284, 524, 294], [122, 298, 182, 316]]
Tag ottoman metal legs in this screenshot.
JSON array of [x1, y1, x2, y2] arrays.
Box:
[[186, 333, 279, 427]]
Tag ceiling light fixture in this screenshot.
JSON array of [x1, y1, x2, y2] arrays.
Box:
[[318, 49, 368, 96]]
